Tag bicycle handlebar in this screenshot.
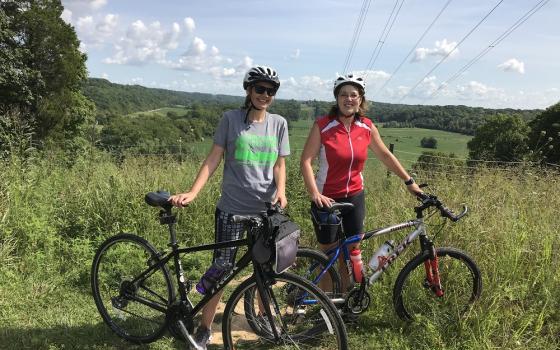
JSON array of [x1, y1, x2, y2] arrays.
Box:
[[415, 192, 468, 222]]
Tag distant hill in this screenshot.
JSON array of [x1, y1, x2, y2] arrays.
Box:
[[81, 78, 244, 118], [82, 78, 542, 136], [369, 101, 542, 135]]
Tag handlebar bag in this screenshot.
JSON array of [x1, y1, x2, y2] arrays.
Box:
[[252, 212, 300, 274]]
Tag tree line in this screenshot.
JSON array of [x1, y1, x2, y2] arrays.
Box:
[[1, 0, 558, 166]]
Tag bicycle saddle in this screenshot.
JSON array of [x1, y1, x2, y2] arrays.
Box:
[[145, 190, 172, 209], [317, 202, 355, 214]]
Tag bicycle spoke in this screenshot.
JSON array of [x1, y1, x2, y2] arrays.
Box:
[[91, 235, 174, 343]]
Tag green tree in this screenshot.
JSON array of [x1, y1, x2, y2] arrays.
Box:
[[420, 136, 438, 149], [527, 102, 560, 164], [467, 114, 529, 162], [0, 0, 94, 152]]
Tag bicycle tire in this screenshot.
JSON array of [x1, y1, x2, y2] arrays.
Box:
[[393, 247, 482, 321], [223, 272, 348, 349], [294, 247, 343, 296], [243, 247, 343, 336], [91, 233, 175, 343]]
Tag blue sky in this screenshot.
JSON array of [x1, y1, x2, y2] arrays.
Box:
[[61, 0, 559, 109]]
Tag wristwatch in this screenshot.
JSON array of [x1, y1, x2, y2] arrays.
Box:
[[404, 177, 415, 186]]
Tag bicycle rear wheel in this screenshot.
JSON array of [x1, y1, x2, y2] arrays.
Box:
[[292, 248, 342, 296], [91, 233, 175, 343], [223, 272, 348, 349], [393, 247, 482, 321]]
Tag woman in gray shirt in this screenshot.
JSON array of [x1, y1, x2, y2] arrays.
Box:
[[169, 65, 290, 349]]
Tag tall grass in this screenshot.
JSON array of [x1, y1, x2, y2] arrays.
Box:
[[0, 150, 558, 349]]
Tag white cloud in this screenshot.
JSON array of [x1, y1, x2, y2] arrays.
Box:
[[184, 17, 195, 33], [96, 14, 118, 35], [61, 0, 108, 17], [91, 0, 107, 10], [186, 37, 207, 56], [498, 58, 525, 74], [104, 20, 183, 65], [61, 9, 72, 24], [101, 72, 109, 79], [413, 39, 458, 62], [74, 14, 118, 48], [280, 75, 332, 100], [78, 42, 87, 53]]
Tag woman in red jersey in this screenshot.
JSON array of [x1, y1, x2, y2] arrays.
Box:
[[300, 73, 421, 292]]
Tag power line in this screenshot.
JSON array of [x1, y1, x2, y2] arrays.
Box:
[[363, 0, 406, 77], [428, 0, 551, 99], [375, 0, 454, 97], [342, 0, 374, 74], [398, 0, 505, 102]]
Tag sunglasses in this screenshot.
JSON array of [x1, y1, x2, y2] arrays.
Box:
[[253, 85, 277, 96]]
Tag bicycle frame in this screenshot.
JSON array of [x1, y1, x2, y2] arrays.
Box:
[[312, 217, 434, 287], [123, 208, 278, 338]]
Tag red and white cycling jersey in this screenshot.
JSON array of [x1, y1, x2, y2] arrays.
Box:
[[315, 115, 373, 198]]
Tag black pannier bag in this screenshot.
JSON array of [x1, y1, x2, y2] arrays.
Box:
[[252, 212, 300, 274]]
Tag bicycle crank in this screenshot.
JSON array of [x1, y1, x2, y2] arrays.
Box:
[[345, 288, 370, 315]]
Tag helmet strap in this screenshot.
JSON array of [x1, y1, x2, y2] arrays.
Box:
[[244, 103, 264, 124]]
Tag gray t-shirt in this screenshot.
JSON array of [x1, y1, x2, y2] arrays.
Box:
[[214, 109, 290, 215]]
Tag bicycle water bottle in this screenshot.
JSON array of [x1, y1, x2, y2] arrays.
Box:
[[368, 240, 395, 271], [350, 249, 364, 283], [196, 260, 230, 295]]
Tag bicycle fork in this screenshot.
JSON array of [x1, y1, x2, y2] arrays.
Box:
[[423, 244, 444, 297]]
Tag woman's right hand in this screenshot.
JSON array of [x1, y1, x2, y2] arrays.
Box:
[[169, 192, 197, 208], [310, 192, 334, 208]]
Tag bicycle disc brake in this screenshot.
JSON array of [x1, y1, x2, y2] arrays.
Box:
[[345, 288, 370, 315]]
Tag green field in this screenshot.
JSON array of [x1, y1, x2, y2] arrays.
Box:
[[289, 119, 471, 169], [178, 118, 472, 167], [127, 105, 191, 117], [1, 151, 558, 349]]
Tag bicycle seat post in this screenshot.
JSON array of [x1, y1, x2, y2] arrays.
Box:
[[158, 208, 178, 247]]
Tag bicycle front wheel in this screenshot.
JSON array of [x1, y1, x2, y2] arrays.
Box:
[[91, 233, 175, 343], [223, 272, 348, 349], [243, 247, 343, 336], [393, 247, 482, 321]]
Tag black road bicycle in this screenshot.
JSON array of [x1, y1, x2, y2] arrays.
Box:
[[91, 191, 348, 349]]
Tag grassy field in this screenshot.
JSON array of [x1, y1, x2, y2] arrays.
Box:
[[180, 118, 472, 167], [0, 151, 558, 349], [127, 106, 191, 117], [289, 119, 471, 158]]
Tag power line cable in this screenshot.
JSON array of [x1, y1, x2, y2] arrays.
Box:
[[398, 0, 505, 102], [428, 0, 551, 99], [363, 0, 406, 77], [375, 0, 453, 96], [342, 0, 374, 74]]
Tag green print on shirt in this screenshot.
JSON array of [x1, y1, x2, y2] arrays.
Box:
[[235, 134, 278, 165]]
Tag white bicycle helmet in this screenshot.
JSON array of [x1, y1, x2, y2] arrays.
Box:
[[333, 73, 366, 97], [243, 66, 280, 90]]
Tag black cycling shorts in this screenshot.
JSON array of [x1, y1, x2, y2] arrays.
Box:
[[311, 190, 365, 245]]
